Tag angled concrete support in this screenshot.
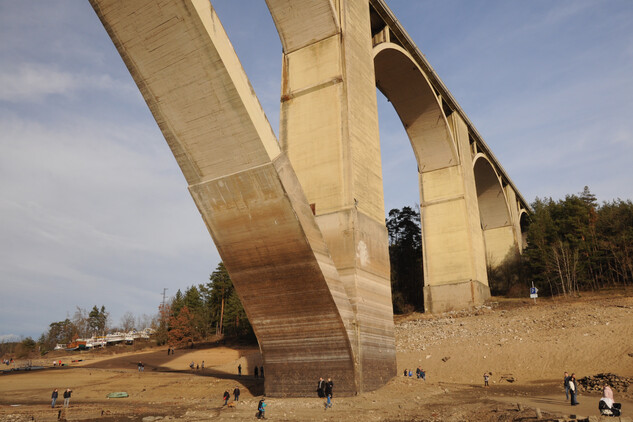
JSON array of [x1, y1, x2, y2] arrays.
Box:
[[90, 0, 396, 396]]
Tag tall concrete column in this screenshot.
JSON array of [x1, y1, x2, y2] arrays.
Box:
[[420, 113, 490, 313], [273, 0, 396, 391]]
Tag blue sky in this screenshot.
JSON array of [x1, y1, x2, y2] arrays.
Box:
[[1, 0, 631, 340]]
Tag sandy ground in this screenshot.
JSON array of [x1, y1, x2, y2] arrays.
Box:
[[1, 291, 632, 421]]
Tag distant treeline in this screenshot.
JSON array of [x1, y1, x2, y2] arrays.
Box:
[[492, 187, 633, 297]]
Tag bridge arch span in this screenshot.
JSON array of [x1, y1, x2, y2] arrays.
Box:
[[473, 153, 518, 266], [373, 42, 491, 313], [519, 209, 530, 249], [373, 42, 458, 172]]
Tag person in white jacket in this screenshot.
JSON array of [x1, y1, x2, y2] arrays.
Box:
[[568, 374, 579, 406]]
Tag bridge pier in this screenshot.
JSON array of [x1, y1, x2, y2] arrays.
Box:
[[273, 0, 397, 392]]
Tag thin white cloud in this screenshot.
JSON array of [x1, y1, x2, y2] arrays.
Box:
[[0, 63, 140, 103], [0, 64, 74, 102]]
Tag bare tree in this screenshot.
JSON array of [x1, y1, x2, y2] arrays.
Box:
[[72, 307, 89, 338], [136, 314, 154, 330], [120, 311, 136, 332]]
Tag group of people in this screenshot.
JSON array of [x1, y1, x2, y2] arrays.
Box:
[[188, 360, 205, 371], [50, 388, 72, 408], [166, 347, 175, 355], [316, 377, 334, 409], [219, 387, 266, 419], [402, 367, 426, 380], [234, 363, 264, 378], [564, 372, 622, 416], [2, 358, 13, 366], [222, 386, 241, 405], [137, 361, 145, 372]]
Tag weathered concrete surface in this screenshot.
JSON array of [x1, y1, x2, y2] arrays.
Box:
[[273, 0, 396, 391], [89, 0, 367, 396]]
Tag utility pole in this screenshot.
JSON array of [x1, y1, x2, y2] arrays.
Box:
[[162, 288, 168, 308]]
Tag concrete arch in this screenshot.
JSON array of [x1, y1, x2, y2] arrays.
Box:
[[473, 153, 517, 266], [374, 42, 490, 313], [473, 153, 511, 230], [519, 209, 530, 249], [373, 43, 458, 172]]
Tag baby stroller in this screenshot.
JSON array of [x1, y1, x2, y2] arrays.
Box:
[[599, 399, 622, 417]]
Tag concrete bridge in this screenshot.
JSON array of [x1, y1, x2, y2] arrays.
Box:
[[90, 0, 530, 397]]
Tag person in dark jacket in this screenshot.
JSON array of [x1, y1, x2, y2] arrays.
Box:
[[51, 389, 58, 408], [257, 398, 267, 419], [254, 366, 258, 378], [324, 378, 333, 409], [63, 388, 72, 407], [223, 390, 230, 406], [257, 399, 266, 419], [233, 386, 240, 401], [317, 377, 325, 398]]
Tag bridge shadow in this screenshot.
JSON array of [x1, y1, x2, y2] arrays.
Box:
[[84, 344, 265, 396], [155, 367, 265, 396]]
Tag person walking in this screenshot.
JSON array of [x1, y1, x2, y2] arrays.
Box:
[[238, 363, 241, 376], [233, 386, 240, 401], [564, 372, 570, 400], [317, 377, 325, 398], [569, 373, 579, 406], [222, 390, 230, 406], [201, 361, 204, 371], [63, 388, 72, 407], [257, 398, 266, 419], [51, 389, 58, 408], [484, 372, 490, 387], [260, 366, 264, 378], [324, 378, 333, 409], [254, 366, 258, 378]]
